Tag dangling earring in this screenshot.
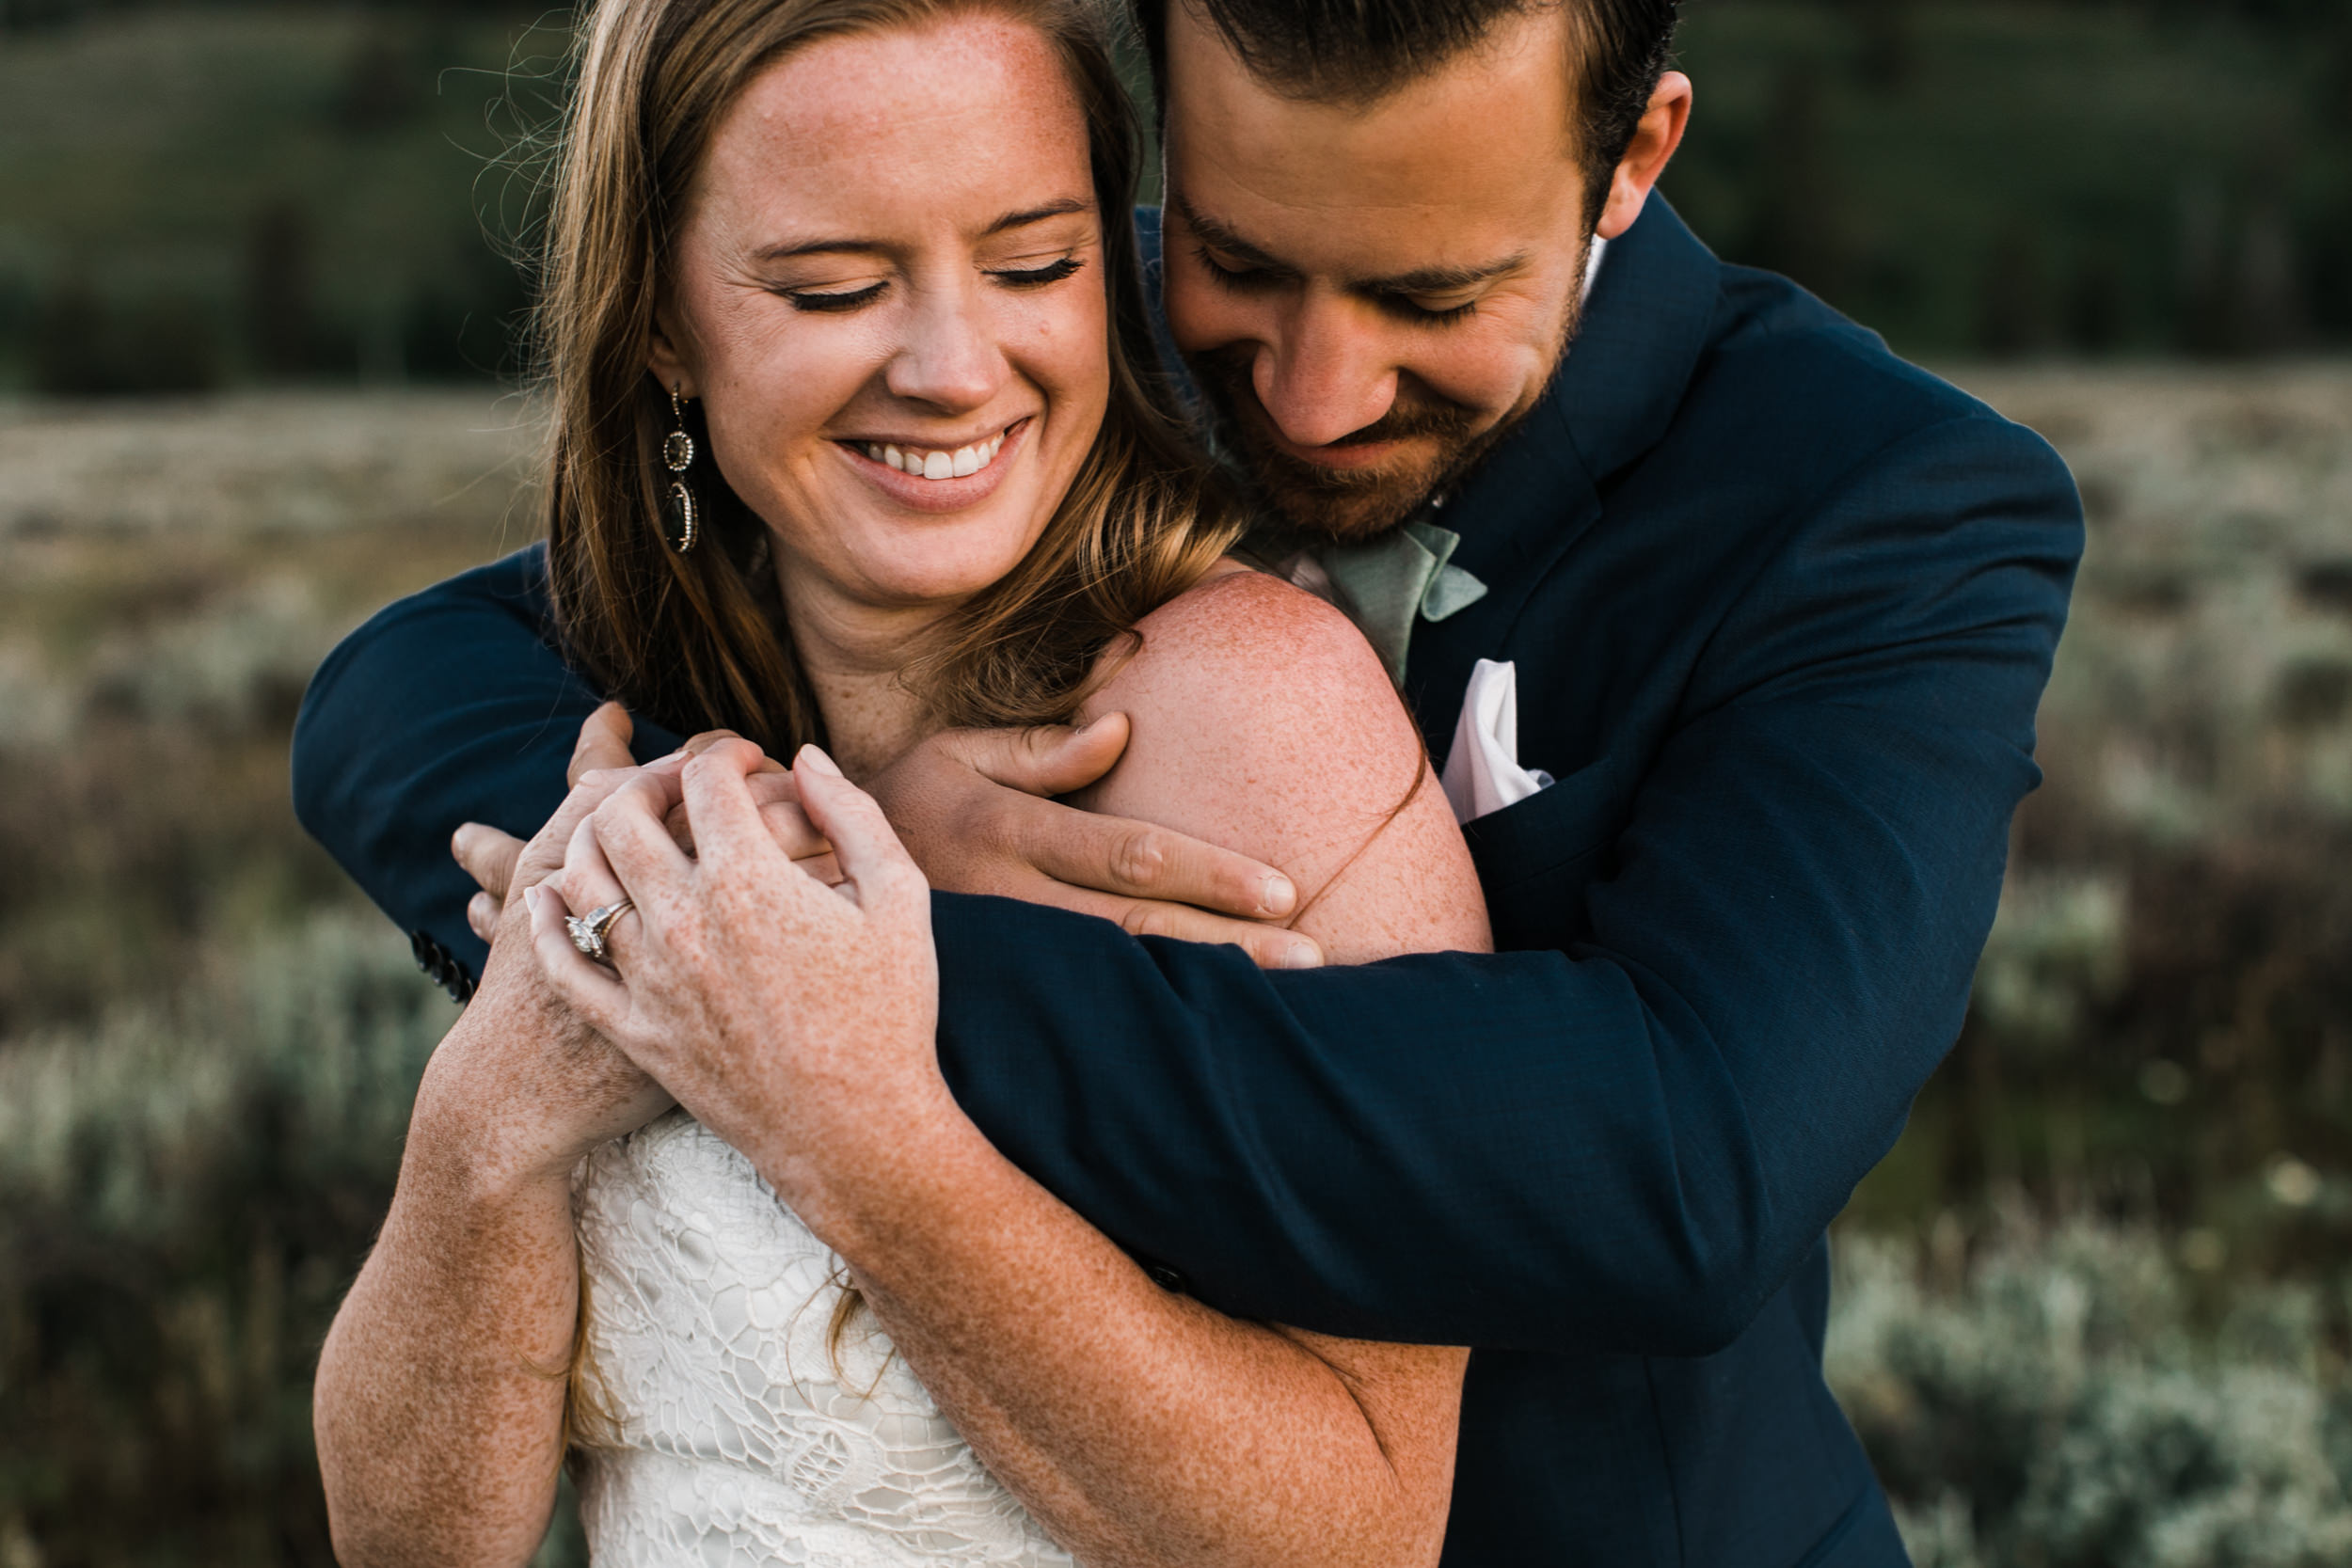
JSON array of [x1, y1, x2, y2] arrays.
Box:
[[662, 384, 699, 555]]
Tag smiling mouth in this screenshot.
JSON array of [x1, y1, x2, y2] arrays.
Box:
[[849, 419, 1025, 482]]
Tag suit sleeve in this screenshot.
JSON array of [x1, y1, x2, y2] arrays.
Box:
[[291, 547, 684, 983], [295, 420, 2078, 1357], [927, 413, 2081, 1355]]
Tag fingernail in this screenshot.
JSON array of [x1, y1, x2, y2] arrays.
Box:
[[1281, 941, 1321, 970], [797, 744, 843, 778], [1259, 874, 1296, 916], [523, 885, 543, 914]]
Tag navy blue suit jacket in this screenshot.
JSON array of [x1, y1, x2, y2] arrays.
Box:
[[294, 196, 2081, 1567]]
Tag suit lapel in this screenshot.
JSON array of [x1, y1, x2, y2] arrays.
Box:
[[1406, 196, 1724, 757]]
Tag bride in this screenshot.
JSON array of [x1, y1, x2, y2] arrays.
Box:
[[311, 0, 1489, 1561]]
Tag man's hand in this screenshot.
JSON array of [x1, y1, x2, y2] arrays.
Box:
[[870, 716, 1323, 970]]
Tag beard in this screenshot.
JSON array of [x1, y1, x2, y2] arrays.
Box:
[[1182, 261, 1588, 544]]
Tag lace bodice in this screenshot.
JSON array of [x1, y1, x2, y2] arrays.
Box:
[[573, 1110, 1076, 1566]]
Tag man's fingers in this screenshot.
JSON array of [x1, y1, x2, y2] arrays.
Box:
[[468, 890, 501, 944], [1057, 890, 1322, 970], [1023, 809, 1296, 921], [452, 821, 525, 901], [567, 701, 639, 787], [746, 771, 830, 858], [678, 727, 789, 774], [961, 713, 1132, 798]]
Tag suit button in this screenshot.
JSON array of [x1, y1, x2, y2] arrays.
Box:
[[1141, 1259, 1188, 1294], [410, 929, 438, 972]]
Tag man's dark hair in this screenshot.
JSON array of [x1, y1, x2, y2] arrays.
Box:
[[1133, 0, 1680, 225]]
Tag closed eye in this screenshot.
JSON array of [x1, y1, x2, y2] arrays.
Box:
[[990, 256, 1085, 287], [1194, 245, 1285, 293], [785, 281, 888, 313], [1378, 292, 1481, 325]]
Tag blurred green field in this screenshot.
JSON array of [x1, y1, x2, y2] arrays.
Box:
[[0, 369, 2347, 1564]]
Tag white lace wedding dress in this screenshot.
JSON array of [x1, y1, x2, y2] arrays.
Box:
[[572, 1109, 1076, 1566]]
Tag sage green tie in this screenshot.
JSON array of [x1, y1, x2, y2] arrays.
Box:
[[1317, 518, 1489, 683]]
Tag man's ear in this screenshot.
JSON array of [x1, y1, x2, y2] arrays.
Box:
[[1596, 71, 1693, 242], [647, 301, 700, 400]]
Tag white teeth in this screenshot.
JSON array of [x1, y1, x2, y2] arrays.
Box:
[[863, 427, 1013, 480]]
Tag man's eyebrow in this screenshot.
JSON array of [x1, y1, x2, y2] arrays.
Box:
[[1176, 194, 1526, 293], [753, 198, 1093, 262], [1359, 253, 1533, 294]]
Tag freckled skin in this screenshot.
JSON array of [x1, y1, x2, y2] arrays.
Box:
[[315, 11, 1494, 1566], [548, 565, 1487, 1566]]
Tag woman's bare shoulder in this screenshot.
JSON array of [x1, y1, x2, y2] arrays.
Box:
[[1073, 562, 1489, 962], [1098, 562, 1390, 713]]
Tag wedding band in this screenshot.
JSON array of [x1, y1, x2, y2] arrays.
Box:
[[566, 898, 634, 963]]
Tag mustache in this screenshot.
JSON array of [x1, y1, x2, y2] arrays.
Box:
[[1186, 345, 1482, 458]]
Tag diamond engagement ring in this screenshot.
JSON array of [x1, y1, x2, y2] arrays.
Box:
[[566, 899, 634, 963]]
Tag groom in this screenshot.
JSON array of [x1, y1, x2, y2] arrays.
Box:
[[295, 1, 2081, 1562]]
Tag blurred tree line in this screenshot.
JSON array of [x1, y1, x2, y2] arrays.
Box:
[[0, 0, 558, 395], [1, 0, 2349, 395], [1664, 0, 2352, 360]]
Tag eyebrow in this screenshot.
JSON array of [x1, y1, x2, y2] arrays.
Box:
[[754, 198, 1094, 262], [1175, 194, 1530, 296]]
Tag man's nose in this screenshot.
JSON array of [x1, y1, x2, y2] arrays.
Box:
[[885, 285, 1006, 411], [1253, 296, 1398, 450]]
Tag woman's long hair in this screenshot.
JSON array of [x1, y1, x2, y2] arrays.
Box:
[[536, 0, 1245, 753], [532, 0, 1245, 1453]]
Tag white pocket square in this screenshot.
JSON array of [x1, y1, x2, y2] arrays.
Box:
[[1440, 658, 1554, 825]]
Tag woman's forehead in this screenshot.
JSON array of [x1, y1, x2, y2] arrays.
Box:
[[695, 14, 1092, 223]]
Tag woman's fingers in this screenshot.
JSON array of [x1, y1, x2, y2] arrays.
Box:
[[591, 770, 695, 901], [679, 738, 793, 868], [527, 883, 632, 1034], [791, 745, 927, 913], [557, 813, 639, 958], [659, 770, 830, 862]]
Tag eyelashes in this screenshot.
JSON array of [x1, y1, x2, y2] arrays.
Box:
[[992, 256, 1084, 287], [786, 282, 888, 313], [782, 255, 1087, 314]]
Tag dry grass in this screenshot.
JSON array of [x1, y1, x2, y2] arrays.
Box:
[[0, 368, 2346, 1564], [0, 390, 541, 1034]]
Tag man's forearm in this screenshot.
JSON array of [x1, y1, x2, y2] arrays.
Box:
[[314, 1055, 580, 1568], [802, 1105, 1460, 1568]]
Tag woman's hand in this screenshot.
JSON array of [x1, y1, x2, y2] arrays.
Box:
[[453, 703, 838, 941], [531, 738, 946, 1231], [426, 755, 686, 1192]]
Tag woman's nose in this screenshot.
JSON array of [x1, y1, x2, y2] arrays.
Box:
[[883, 283, 1008, 412]]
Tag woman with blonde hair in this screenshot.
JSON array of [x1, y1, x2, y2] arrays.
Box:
[[311, 0, 1488, 1561]]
